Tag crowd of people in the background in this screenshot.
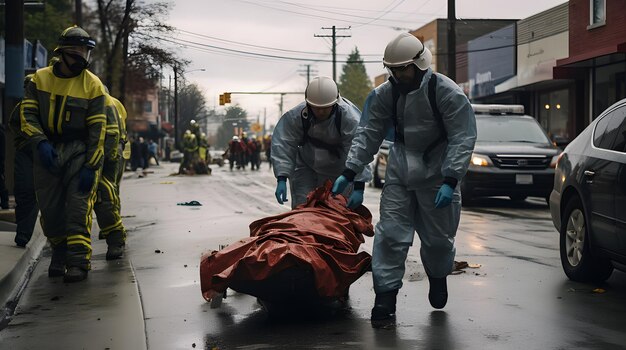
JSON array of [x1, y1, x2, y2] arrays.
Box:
[[225, 132, 271, 171]]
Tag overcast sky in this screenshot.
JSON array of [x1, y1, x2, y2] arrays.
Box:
[[159, 0, 567, 127]]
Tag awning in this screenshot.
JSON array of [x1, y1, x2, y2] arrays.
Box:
[[161, 121, 174, 132], [554, 41, 626, 79]]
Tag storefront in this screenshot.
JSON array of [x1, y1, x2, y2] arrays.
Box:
[[554, 0, 626, 126]]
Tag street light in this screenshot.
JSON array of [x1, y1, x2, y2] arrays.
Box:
[[173, 66, 206, 150]]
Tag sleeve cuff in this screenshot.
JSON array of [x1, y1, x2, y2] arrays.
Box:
[[443, 176, 458, 188], [341, 169, 357, 181], [353, 181, 365, 191]]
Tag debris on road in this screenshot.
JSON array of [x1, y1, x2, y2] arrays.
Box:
[[452, 261, 482, 275], [155, 249, 163, 254], [592, 288, 606, 294], [177, 200, 202, 206]]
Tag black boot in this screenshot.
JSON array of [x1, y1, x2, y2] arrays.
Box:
[[428, 276, 448, 309], [106, 230, 126, 260], [371, 289, 398, 328], [48, 244, 66, 277], [64, 266, 88, 283]]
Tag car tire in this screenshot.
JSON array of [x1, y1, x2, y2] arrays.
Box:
[[373, 162, 383, 188], [559, 196, 613, 282], [509, 195, 527, 201]]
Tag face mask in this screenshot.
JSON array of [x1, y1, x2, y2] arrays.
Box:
[[62, 52, 89, 75]]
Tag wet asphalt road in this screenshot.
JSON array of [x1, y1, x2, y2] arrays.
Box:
[[1, 162, 626, 350]]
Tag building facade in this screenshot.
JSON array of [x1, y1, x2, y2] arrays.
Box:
[[554, 0, 626, 126]]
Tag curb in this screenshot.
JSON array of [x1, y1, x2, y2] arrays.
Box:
[[0, 222, 46, 329]]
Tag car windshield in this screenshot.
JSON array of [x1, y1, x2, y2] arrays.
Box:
[[476, 116, 551, 144]]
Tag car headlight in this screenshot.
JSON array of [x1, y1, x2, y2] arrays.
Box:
[[470, 153, 492, 167]]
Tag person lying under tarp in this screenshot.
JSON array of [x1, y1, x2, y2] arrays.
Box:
[[200, 181, 374, 314]]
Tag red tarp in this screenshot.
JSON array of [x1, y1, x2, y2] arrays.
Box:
[[200, 181, 374, 302]]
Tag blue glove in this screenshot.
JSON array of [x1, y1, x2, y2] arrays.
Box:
[[434, 184, 454, 208], [77, 167, 96, 193], [332, 175, 351, 195], [37, 141, 58, 170], [347, 190, 364, 209], [275, 179, 288, 204]]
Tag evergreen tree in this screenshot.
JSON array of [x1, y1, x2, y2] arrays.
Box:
[[337, 47, 373, 111]]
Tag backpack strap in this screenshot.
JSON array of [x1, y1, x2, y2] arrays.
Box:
[[423, 72, 448, 162], [299, 106, 312, 147]]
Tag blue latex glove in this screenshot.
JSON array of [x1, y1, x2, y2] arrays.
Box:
[[37, 141, 58, 170], [77, 167, 96, 193], [347, 190, 364, 209], [434, 184, 454, 208], [275, 180, 288, 204], [332, 175, 351, 195]]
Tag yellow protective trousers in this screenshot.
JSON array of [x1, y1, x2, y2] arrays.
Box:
[[94, 150, 126, 243], [33, 140, 100, 270]]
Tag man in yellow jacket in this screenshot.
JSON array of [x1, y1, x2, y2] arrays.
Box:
[[20, 26, 107, 283], [94, 93, 128, 260]]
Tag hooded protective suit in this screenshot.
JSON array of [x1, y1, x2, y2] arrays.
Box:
[[344, 68, 476, 293], [272, 97, 372, 208]]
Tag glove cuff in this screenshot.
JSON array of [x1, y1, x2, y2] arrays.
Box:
[[353, 181, 365, 191], [277, 176, 287, 183], [341, 169, 357, 182], [443, 176, 458, 188]]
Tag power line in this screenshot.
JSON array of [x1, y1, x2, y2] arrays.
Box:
[[315, 26, 352, 81]]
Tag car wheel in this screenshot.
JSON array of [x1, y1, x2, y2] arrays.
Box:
[[509, 195, 527, 201], [559, 197, 613, 282], [373, 163, 383, 188]]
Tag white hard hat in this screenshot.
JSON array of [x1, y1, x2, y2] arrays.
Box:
[[305, 76, 339, 108], [232, 136, 239, 141], [383, 33, 432, 71]]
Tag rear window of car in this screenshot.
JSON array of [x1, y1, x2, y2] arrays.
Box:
[[475, 116, 551, 144]]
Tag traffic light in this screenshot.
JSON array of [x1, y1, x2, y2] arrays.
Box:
[[224, 92, 231, 104], [219, 94, 225, 106]]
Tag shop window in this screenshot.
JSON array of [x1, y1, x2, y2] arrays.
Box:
[[539, 88, 571, 145], [589, 0, 606, 28], [594, 62, 626, 117]]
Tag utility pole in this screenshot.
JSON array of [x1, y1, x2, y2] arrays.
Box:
[[4, 0, 24, 192], [75, 0, 82, 26], [173, 65, 179, 150], [447, 0, 456, 81], [314, 26, 351, 82], [297, 64, 318, 85]]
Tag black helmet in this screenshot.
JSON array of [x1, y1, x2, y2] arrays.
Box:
[[54, 26, 96, 54]]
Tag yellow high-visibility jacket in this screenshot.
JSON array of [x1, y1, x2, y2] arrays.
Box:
[[20, 65, 107, 170], [110, 97, 130, 160]]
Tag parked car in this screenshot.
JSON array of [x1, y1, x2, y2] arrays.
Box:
[[209, 149, 226, 167], [461, 104, 560, 205], [371, 140, 392, 188], [549, 98, 626, 282]]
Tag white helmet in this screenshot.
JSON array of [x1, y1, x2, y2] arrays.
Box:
[[232, 136, 239, 141], [383, 33, 432, 71], [305, 76, 339, 108]]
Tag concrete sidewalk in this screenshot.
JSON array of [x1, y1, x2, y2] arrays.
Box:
[[0, 212, 46, 325]]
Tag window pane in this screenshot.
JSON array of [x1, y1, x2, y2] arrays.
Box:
[[592, 0, 605, 24], [476, 117, 551, 143], [610, 108, 626, 152], [593, 114, 611, 148]]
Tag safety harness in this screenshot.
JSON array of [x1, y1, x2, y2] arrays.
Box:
[[391, 72, 447, 161], [299, 105, 343, 158]]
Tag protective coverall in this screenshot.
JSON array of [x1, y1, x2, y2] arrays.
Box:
[[343, 69, 476, 293], [20, 65, 107, 271], [94, 95, 127, 249], [272, 98, 372, 208]]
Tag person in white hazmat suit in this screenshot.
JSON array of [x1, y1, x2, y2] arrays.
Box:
[[332, 33, 477, 326], [271, 76, 371, 209]]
